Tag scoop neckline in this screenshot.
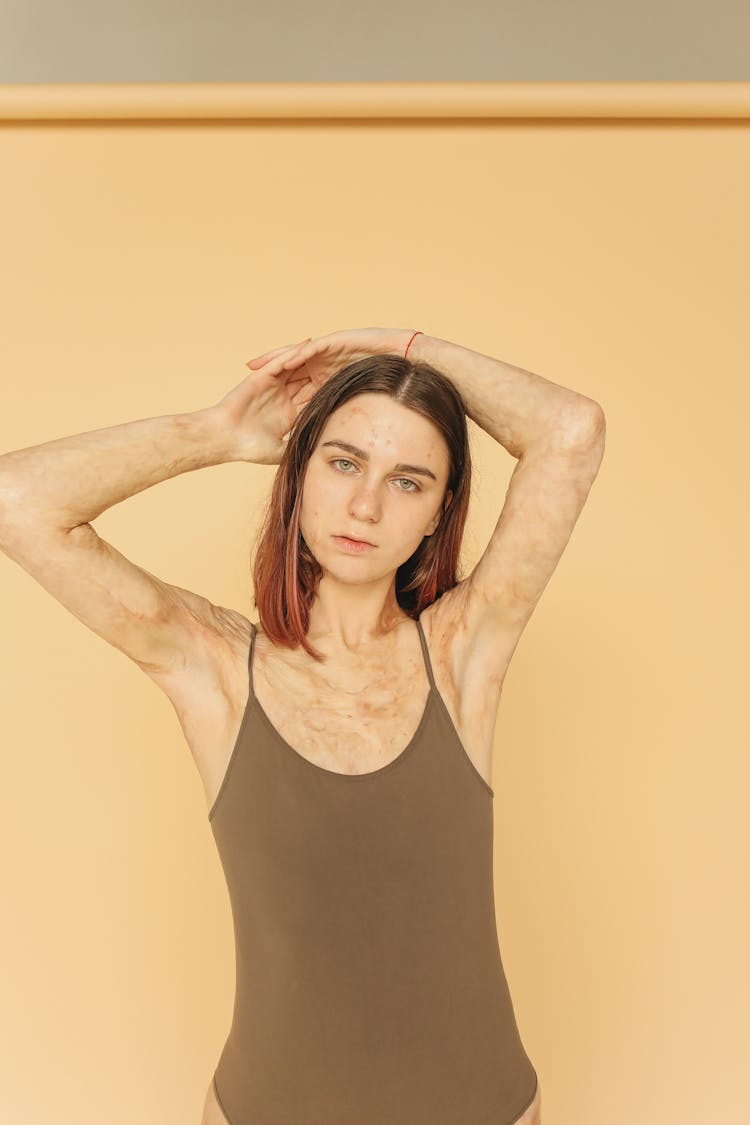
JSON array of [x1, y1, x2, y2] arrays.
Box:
[[249, 683, 435, 781]]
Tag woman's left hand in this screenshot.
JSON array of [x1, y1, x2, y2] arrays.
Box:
[[244, 327, 415, 410]]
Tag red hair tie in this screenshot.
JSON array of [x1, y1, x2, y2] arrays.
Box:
[[404, 330, 423, 358]]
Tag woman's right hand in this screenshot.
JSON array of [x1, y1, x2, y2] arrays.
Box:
[[209, 337, 313, 464]]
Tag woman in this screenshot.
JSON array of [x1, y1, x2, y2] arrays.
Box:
[[0, 326, 605, 1124]]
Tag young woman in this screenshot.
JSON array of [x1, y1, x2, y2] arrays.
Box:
[[0, 326, 605, 1124]]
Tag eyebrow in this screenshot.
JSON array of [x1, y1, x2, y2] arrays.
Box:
[[320, 440, 438, 482]]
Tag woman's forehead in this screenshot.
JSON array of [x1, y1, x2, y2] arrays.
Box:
[[321, 396, 443, 452]]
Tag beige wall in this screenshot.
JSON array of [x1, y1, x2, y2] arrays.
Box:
[[0, 0, 749, 81], [0, 85, 748, 1123]]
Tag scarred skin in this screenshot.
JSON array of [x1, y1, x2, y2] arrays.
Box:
[[1, 327, 604, 1123]]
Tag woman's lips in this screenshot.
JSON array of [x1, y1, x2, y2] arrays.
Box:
[[332, 535, 376, 553]]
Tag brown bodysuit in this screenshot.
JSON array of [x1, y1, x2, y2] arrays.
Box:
[[208, 615, 538, 1124]]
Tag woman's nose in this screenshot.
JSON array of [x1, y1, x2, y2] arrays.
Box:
[[349, 485, 381, 517]]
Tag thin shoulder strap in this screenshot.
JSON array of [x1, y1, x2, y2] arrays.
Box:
[[247, 621, 258, 697], [415, 616, 436, 691]]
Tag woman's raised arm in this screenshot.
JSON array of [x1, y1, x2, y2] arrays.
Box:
[[0, 337, 311, 680], [0, 408, 235, 679]]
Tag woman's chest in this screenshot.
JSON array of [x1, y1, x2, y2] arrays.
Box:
[[180, 612, 503, 814], [248, 628, 500, 788], [252, 667, 433, 776]]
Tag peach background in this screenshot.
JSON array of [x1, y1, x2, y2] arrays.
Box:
[[0, 84, 748, 1123]]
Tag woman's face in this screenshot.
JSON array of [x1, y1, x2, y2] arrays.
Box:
[[299, 393, 453, 579]]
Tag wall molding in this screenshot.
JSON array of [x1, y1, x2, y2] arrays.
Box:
[[1, 81, 749, 121]]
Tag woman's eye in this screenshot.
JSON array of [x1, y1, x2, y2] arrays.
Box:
[[331, 458, 357, 476], [330, 459, 419, 492]]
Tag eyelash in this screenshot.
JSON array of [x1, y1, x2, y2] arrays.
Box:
[[329, 458, 421, 493]]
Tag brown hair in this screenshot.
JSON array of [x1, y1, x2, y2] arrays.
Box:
[[251, 352, 472, 661]]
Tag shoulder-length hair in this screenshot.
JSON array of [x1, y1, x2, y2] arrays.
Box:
[[252, 352, 472, 661]]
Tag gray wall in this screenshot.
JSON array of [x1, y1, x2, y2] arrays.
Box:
[[1, 0, 748, 83]]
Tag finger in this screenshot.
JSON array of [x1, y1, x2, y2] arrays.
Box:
[[246, 337, 311, 369], [281, 340, 319, 368], [276, 373, 309, 395], [246, 348, 293, 369], [267, 348, 314, 377], [268, 353, 312, 380], [257, 337, 310, 361]]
